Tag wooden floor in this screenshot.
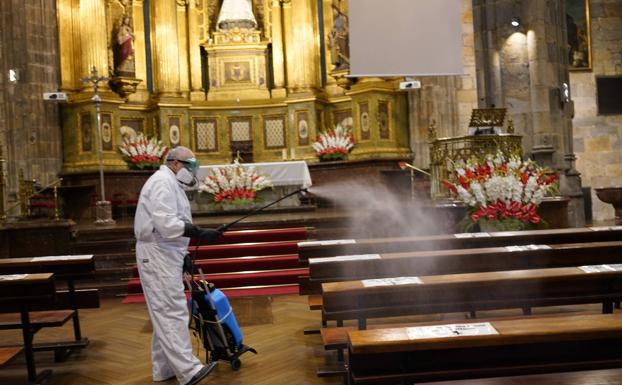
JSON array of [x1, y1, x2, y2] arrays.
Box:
[[2, 296, 622, 385]]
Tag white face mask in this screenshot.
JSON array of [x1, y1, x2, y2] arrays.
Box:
[[176, 167, 197, 187]]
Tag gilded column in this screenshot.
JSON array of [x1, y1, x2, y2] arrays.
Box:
[[57, 0, 77, 90], [188, 0, 204, 100], [153, 0, 181, 97], [79, 0, 108, 85], [271, 0, 286, 97], [177, 0, 190, 97], [286, 0, 319, 92], [131, 0, 149, 100], [281, 0, 295, 91]]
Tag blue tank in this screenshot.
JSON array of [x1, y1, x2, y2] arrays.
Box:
[[204, 288, 243, 347]]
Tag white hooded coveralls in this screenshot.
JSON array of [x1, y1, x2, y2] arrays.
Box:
[[134, 165, 203, 385]]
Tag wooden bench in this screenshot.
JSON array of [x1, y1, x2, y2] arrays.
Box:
[[0, 255, 99, 361], [0, 346, 23, 368], [302, 240, 622, 295], [0, 273, 57, 384], [347, 313, 622, 384], [322, 265, 622, 330], [298, 226, 622, 262]]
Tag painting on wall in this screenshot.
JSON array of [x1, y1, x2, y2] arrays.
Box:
[[80, 113, 92, 152], [359, 102, 370, 140], [566, 0, 591, 70], [101, 113, 113, 151], [296, 111, 309, 146], [378, 101, 390, 139], [168, 116, 181, 147]]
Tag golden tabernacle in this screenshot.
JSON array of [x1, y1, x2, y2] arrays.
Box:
[[57, 0, 410, 173]]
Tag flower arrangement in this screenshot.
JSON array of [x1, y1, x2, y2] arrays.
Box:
[[442, 152, 558, 231], [312, 124, 354, 161], [198, 160, 273, 206], [119, 133, 169, 170]]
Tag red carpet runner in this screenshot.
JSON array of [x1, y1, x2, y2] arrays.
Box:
[[123, 227, 310, 303]]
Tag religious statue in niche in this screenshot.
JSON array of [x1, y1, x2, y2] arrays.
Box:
[[217, 0, 258, 30], [328, 0, 350, 71], [114, 14, 136, 77]]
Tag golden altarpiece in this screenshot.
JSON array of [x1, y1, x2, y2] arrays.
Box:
[[56, 0, 410, 175]]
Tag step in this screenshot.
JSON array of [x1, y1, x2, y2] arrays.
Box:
[[126, 268, 309, 294], [193, 241, 299, 259], [122, 284, 300, 303], [130, 255, 302, 277], [190, 227, 310, 245]]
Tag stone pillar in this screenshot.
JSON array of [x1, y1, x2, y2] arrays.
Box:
[[0, 0, 63, 214], [79, 0, 109, 82], [409, 0, 478, 169], [472, 0, 583, 226], [271, 0, 287, 97], [153, 0, 181, 97]]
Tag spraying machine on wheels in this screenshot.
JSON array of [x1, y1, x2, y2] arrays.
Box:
[[188, 278, 256, 370], [186, 188, 308, 370]]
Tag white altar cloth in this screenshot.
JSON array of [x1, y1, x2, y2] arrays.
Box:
[[197, 161, 312, 188]]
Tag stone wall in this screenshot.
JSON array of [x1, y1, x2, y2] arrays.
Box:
[[0, 0, 62, 215], [409, 0, 479, 170], [571, 0, 622, 222]]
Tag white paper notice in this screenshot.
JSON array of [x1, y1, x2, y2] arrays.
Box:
[[454, 233, 473, 238], [298, 239, 356, 247], [31, 255, 93, 262], [505, 244, 551, 252], [309, 254, 381, 264], [579, 264, 616, 273], [361, 276, 422, 287], [472, 232, 491, 238], [590, 226, 613, 231], [607, 264, 622, 271], [0, 274, 28, 281], [407, 322, 498, 340]]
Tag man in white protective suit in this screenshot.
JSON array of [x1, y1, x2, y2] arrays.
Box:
[[135, 146, 223, 385]]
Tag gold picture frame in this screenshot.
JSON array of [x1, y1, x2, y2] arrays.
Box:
[[566, 0, 592, 71]]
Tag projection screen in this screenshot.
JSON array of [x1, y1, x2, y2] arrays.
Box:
[[348, 0, 464, 77]]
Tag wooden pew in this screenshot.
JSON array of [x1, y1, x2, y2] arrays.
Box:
[[0, 273, 57, 384], [322, 265, 622, 330], [0, 255, 99, 361], [303, 240, 622, 295], [298, 226, 622, 262], [347, 313, 622, 385]]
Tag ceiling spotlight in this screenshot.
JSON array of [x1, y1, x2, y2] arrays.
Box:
[[511, 17, 521, 28]]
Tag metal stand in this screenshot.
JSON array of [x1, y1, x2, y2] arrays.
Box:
[[81, 66, 115, 225]]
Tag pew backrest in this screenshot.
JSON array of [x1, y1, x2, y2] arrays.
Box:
[[299, 226, 622, 262]]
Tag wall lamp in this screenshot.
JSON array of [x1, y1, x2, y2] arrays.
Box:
[[511, 17, 521, 28]]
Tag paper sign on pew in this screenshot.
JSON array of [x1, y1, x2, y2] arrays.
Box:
[[579, 264, 622, 273], [298, 239, 356, 247], [589, 226, 622, 231], [30, 255, 93, 262], [454, 232, 491, 238], [0, 274, 28, 281], [407, 322, 498, 340], [504, 244, 552, 252], [362, 276, 422, 287], [309, 254, 381, 264]]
